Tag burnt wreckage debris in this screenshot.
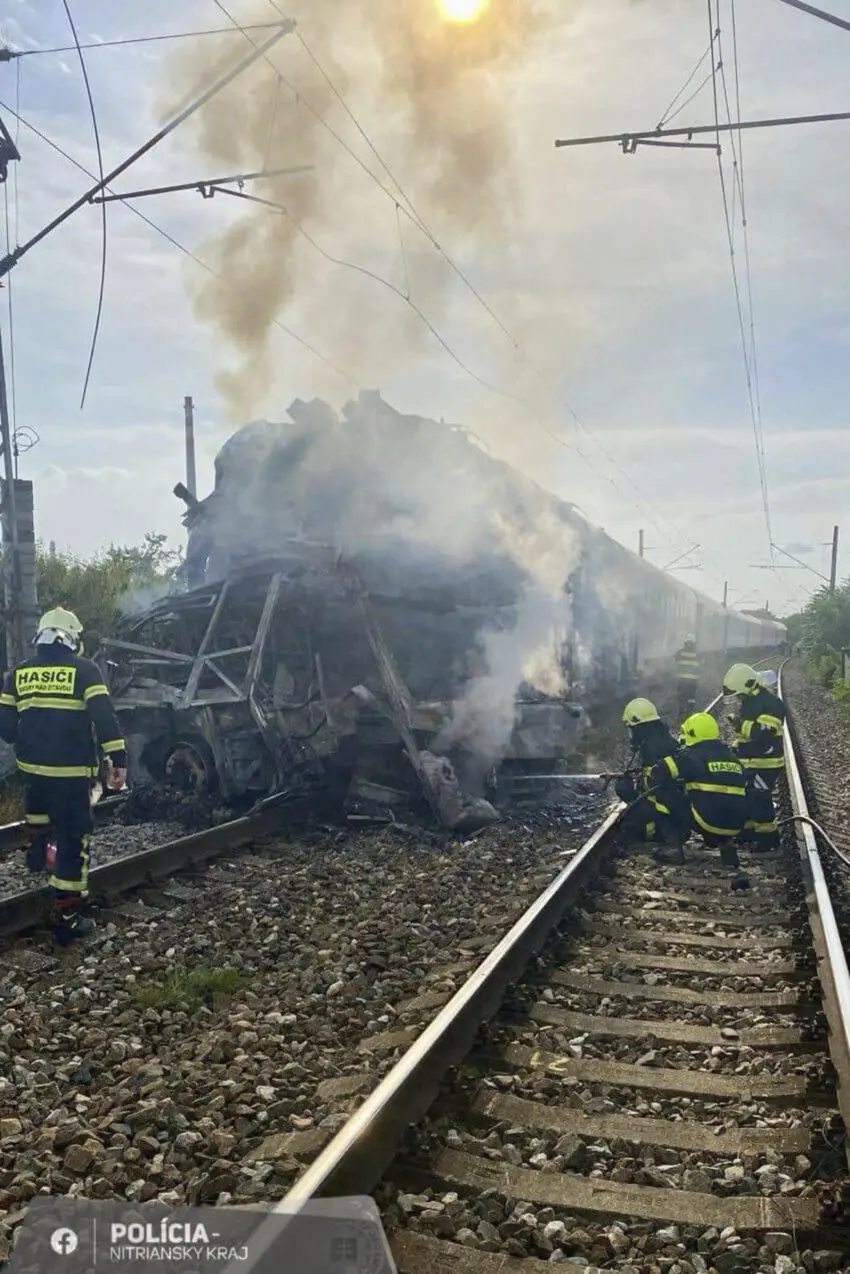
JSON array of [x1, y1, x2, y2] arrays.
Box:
[[101, 392, 593, 831]]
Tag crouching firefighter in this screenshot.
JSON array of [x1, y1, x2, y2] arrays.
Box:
[[723, 663, 786, 851], [670, 712, 749, 886], [0, 608, 127, 945], [616, 698, 689, 860]]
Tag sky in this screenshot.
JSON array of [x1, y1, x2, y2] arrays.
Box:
[[0, 0, 847, 617]]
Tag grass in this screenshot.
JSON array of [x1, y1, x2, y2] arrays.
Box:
[[131, 964, 247, 1013]]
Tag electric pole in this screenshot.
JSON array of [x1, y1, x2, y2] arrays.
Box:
[[184, 396, 197, 499], [638, 529, 644, 558], [0, 324, 24, 664], [722, 582, 729, 655], [829, 525, 839, 594]]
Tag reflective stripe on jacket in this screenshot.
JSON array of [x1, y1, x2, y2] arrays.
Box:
[[655, 739, 747, 838], [675, 647, 700, 681], [0, 645, 127, 779], [735, 686, 785, 773]]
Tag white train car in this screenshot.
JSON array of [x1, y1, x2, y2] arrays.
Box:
[[566, 512, 786, 679]]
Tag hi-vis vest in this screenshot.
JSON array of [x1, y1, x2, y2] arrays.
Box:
[[675, 647, 700, 681], [0, 650, 126, 779]]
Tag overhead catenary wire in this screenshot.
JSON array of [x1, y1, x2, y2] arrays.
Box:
[[290, 12, 700, 556], [661, 68, 717, 128], [719, 0, 779, 595], [0, 96, 358, 390], [206, 184, 693, 554], [209, 0, 517, 350], [60, 0, 107, 410], [655, 39, 714, 129], [0, 22, 286, 60], [0, 22, 293, 280], [211, 184, 540, 404], [290, 24, 518, 349], [706, 0, 774, 563], [5, 4, 699, 565], [211, 0, 696, 557]]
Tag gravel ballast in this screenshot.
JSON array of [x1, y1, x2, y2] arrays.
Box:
[[379, 814, 846, 1274], [0, 821, 189, 898], [0, 795, 608, 1257]]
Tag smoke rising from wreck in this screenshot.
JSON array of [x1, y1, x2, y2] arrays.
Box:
[[164, 0, 558, 417], [202, 395, 580, 762]]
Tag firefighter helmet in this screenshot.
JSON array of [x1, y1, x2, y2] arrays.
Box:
[[723, 663, 759, 695], [680, 712, 720, 745], [622, 697, 660, 726], [35, 607, 83, 651]]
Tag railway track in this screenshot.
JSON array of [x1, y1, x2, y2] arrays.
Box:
[[228, 668, 850, 1274], [0, 793, 306, 940], [0, 792, 126, 856]]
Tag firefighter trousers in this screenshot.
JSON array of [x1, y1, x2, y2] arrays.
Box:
[[23, 776, 93, 895], [677, 677, 698, 718], [742, 779, 778, 850]]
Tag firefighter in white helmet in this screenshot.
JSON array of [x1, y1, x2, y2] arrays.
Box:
[[0, 608, 127, 944], [723, 662, 785, 851]]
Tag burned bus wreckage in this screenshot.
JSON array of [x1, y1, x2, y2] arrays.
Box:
[[101, 392, 786, 830]]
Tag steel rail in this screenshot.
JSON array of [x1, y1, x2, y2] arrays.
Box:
[[779, 661, 850, 1167], [216, 687, 734, 1273], [0, 799, 293, 937], [0, 792, 127, 855]]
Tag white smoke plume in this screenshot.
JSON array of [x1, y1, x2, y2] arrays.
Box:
[[192, 393, 583, 763], [435, 582, 572, 763]]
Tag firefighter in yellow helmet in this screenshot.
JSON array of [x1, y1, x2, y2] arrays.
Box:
[[723, 663, 785, 851], [616, 698, 688, 860], [674, 633, 701, 719], [661, 711, 749, 887], [0, 607, 127, 945]]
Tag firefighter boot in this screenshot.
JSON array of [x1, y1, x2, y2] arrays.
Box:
[[652, 833, 686, 866], [719, 841, 750, 890], [51, 893, 94, 947]]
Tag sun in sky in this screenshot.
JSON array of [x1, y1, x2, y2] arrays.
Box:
[[436, 0, 491, 24]]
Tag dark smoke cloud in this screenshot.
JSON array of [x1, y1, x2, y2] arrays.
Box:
[[162, 0, 562, 417]]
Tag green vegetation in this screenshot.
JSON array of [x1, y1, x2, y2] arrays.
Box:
[[37, 532, 182, 641], [784, 583, 850, 708], [0, 534, 182, 803], [132, 964, 246, 1013]]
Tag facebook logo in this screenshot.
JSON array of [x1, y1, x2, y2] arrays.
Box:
[[50, 1228, 79, 1256]]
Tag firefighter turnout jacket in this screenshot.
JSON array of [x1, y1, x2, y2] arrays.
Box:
[[631, 719, 681, 818], [675, 645, 700, 682], [0, 646, 127, 778], [653, 739, 747, 840], [734, 686, 785, 782]]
